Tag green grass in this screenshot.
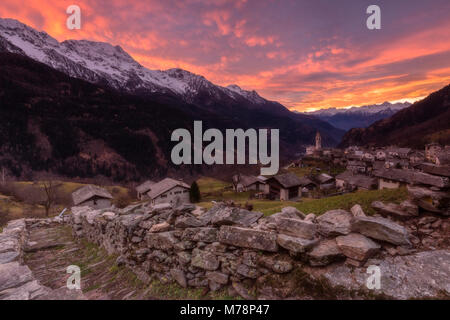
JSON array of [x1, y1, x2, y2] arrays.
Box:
[[199, 187, 408, 216]]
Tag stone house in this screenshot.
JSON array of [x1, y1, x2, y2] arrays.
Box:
[[264, 173, 303, 201], [347, 160, 367, 173], [373, 169, 413, 189], [146, 178, 191, 206], [336, 171, 378, 191], [135, 180, 156, 200], [315, 173, 335, 190], [72, 185, 113, 209], [235, 175, 265, 192]]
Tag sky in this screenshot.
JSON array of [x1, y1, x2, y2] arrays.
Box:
[[1, 0, 450, 111]]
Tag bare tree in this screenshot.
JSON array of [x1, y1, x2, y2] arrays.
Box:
[[1, 167, 6, 186], [42, 180, 58, 217]]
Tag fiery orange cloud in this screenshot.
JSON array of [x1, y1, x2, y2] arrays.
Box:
[[0, 0, 449, 111]]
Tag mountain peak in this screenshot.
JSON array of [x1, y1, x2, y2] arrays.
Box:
[[0, 17, 274, 106]]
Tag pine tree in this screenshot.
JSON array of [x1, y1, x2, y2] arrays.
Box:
[[190, 181, 201, 203]]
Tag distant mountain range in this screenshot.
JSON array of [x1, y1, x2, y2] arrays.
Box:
[[302, 102, 411, 131], [340, 84, 450, 148], [0, 18, 345, 181]]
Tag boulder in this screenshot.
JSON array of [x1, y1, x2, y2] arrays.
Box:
[[170, 268, 187, 288], [316, 209, 352, 236], [276, 218, 317, 239], [407, 186, 450, 216], [206, 271, 229, 285], [191, 248, 220, 271], [352, 216, 411, 246], [335, 233, 380, 262], [304, 213, 317, 222], [371, 201, 418, 219], [149, 222, 170, 232], [209, 206, 263, 227], [257, 255, 293, 274], [236, 264, 260, 278], [174, 215, 205, 228], [181, 227, 218, 243], [308, 239, 345, 266], [146, 231, 178, 250], [320, 250, 450, 299], [218, 226, 278, 252], [350, 204, 366, 218], [281, 207, 306, 219], [276, 234, 318, 253]]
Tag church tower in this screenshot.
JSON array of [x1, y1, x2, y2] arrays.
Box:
[[315, 131, 322, 150]]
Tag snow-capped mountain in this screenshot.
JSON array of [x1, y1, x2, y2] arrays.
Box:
[[0, 17, 266, 104], [304, 101, 411, 117], [302, 101, 412, 131]]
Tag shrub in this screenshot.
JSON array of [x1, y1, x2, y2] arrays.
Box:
[[189, 181, 201, 203]]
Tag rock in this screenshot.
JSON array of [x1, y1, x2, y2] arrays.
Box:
[[281, 207, 306, 219], [177, 251, 192, 265], [400, 200, 419, 216], [350, 204, 366, 217], [232, 282, 255, 300], [149, 222, 170, 233], [320, 250, 450, 299], [146, 231, 178, 250], [170, 268, 187, 288], [352, 216, 411, 246], [191, 248, 220, 271], [407, 186, 450, 216], [236, 264, 260, 278], [181, 227, 218, 243], [208, 280, 222, 292], [372, 201, 418, 219], [335, 233, 380, 262], [174, 216, 205, 228], [308, 239, 345, 266], [316, 210, 352, 236], [218, 226, 278, 252], [257, 255, 293, 274], [276, 234, 318, 253], [206, 271, 229, 285], [276, 218, 317, 239], [209, 206, 263, 227], [152, 203, 173, 212], [304, 213, 317, 222]]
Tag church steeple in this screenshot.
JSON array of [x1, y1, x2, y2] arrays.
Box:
[[315, 131, 322, 150]]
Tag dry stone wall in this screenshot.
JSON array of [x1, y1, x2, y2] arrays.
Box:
[[69, 199, 450, 299]]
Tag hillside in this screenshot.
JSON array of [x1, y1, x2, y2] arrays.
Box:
[[0, 52, 343, 182], [339, 84, 450, 148]]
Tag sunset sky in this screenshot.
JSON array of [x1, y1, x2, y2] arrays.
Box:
[[1, 0, 450, 111]]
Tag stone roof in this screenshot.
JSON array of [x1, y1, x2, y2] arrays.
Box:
[[72, 185, 113, 206], [298, 176, 315, 187], [374, 169, 449, 188], [147, 178, 190, 200], [240, 175, 260, 187], [267, 173, 303, 188], [336, 171, 377, 189], [373, 169, 414, 183], [421, 163, 450, 177], [136, 180, 156, 194], [315, 173, 334, 184]]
